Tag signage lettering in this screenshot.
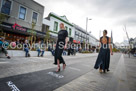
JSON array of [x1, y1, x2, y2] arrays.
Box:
[[6, 81, 20, 91], [47, 72, 64, 79], [12, 23, 27, 32]]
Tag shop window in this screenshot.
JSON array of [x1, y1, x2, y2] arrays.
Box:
[[19, 6, 26, 20], [53, 21, 58, 31], [69, 28, 72, 36], [1, 0, 12, 15], [32, 12, 38, 24]]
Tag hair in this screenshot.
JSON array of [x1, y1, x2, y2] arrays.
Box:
[[60, 23, 64, 26], [60, 23, 65, 29], [103, 30, 107, 34]]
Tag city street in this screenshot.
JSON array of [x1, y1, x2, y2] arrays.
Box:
[[0, 53, 135, 91]]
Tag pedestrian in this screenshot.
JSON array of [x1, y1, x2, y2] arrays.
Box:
[[51, 43, 56, 56], [94, 30, 113, 73], [0, 37, 11, 59], [16, 39, 20, 45], [23, 40, 30, 57], [36, 41, 45, 57], [67, 42, 71, 56], [63, 50, 67, 56], [54, 23, 68, 72]]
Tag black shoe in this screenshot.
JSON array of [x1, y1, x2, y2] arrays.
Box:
[[7, 56, 11, 59], [103, 70, 106, 73], [107, 69, 110, 72], [41, 55, 43, 57]]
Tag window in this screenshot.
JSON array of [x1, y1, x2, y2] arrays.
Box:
[[65, 26, 68, 30], [1, 0, 12, 15], [69, 28, 72, 36], [53, 21, 58, 31], [32, 12, 38, 24], [19, 6, 26, 20]]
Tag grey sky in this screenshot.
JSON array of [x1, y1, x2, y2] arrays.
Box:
[[35, 0, 136, 43]]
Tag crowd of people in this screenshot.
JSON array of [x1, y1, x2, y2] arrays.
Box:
[[0, 37, 79, 59]]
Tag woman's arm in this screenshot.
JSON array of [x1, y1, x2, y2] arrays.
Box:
[[109, 38, 113, 55]]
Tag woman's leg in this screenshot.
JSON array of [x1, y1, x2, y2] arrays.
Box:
[[60, 56, 66, 70], [99, 64, 103, 73], [56, 59, 60, 72]]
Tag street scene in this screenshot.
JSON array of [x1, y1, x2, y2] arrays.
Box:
[[0, 0, 136, 91]]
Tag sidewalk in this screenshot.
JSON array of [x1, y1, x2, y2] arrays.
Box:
[[55, 54, 136, 91], [0, 53, 97, 79]]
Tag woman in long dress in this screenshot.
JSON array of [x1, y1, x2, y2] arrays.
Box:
[[54, 23, 68, 72], [94, 30, 113, 73]]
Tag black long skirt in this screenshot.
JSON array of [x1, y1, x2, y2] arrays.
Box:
[[94, 48, 110, 70], [54, 40, 65, 65]]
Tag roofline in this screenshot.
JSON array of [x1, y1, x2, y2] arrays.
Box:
[[49, 12, 73, 27], [33, 0, 44, 7]]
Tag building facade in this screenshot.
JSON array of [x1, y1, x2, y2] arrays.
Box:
[[43, 12, 98, 51], [73, 24, 98, 50], [43, 12, 74, 42], [0, 0, 44, 42]]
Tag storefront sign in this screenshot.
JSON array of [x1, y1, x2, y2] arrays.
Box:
[[27, 29, 37, 35], [12, 23, 27, 32], [73, 40, 80, 44]]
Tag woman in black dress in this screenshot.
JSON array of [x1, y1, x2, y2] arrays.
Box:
[[54, 23, 68, 72], [94, 30, 113, 73]]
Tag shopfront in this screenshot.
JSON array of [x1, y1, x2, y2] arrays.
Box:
[[0, 22, 45, 43]]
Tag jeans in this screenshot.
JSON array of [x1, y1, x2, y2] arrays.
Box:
[[37, 49, 44, 56], [63, 51, 67, 55], [51, 50, 55, 56], [24, 48, 29, 57]]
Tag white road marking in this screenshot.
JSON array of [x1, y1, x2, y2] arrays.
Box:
[[0, 61, 9, 64], [7, 81, 20, 91], [30, 57, 52, 60], [47, 72, 64, 79], [0, 58, 6, 60], [68, 67, 81, 71]]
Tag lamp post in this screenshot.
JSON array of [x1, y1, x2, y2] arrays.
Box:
[[85, 17, 92, 50]]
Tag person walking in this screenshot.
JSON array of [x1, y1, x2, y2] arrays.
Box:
[[54, 23, 68, 72], [94, 30, 113, 73]]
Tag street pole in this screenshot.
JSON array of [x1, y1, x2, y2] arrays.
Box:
[[85, 17, 92, 50], [123, 25, 130, 58], [85, 17, 88, 50]]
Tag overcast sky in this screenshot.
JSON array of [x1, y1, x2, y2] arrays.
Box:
[[35, 0, 136, 43]]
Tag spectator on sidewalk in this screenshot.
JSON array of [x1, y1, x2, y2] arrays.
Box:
[[0, 37, 11, 59], [36, 41, 45, 57], [16, 39, 20, 45], [63, 50, 67, 56], [51, 43, 56, 56], [23, 40, 30, 57]]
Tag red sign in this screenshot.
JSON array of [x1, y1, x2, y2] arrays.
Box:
[[73, 40, 80, 44], [12, 23, 27, 32]]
